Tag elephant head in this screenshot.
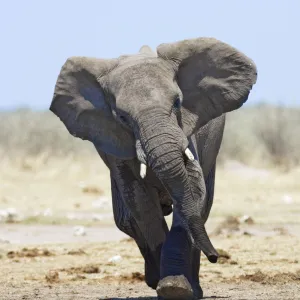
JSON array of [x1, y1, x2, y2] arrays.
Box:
[[50, 37, 257, 263]]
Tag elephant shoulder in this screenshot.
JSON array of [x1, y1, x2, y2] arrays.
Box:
[[195, 115, 225, 147], [194, 114, 225, 176]]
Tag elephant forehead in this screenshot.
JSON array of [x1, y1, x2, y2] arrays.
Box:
[[106, 57, 178, 112], [108, 57, 174, 90]]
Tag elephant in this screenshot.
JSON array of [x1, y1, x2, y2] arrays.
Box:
[[50, 37, 257, 299]]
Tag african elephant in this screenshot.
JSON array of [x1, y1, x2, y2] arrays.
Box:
[[50, 37, 257, 299]]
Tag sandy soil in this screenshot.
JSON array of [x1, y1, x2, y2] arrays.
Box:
[[1, 160, 300, 299], [1, 159, 300, 226], [0, 232, 300, 299]]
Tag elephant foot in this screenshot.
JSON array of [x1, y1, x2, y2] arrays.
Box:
[[145, 261, 159, 289], [156, 275, 194, 300], [192, 283, 203, 299], [144, 247, 162, 290]]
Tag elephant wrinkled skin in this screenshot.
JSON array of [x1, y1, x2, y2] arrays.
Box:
[[50, 37, 257, 299]]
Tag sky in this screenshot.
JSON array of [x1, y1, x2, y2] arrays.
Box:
[[0, 0, 299, 110]]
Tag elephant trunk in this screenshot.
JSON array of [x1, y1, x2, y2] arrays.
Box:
[[137, 110, 218, 263]]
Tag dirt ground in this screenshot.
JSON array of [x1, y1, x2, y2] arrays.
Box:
[[1, 159, 300, 299], [0, 233, 300, 300]]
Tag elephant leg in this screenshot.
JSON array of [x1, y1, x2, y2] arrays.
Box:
[[202, 163, 216, 222], [157, 163, 216, 300], [157, 211, 195, 300], [110, 176, 164, 289], [191, 248, 202, 299], [190, 163, 216, 299], [98, 152, 167, 289]]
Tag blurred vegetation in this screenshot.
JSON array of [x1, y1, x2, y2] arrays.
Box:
[[0, 104, 299, 170], [218, 103, 300, 170]]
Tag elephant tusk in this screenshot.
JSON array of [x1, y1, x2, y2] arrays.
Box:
[[140, 163, 147, 179], [185, 148, 194, 161], [136, 139, 147, 178]]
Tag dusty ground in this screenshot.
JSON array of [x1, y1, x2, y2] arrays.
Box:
[[1, 158, 299, 225], [0, 233, 300, 299], [0, 159, 300, 299]]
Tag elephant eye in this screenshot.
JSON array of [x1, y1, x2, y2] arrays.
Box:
[[119, 114, 130, 126], [173, 98, 181, 109], [120, 115, 126, 122]]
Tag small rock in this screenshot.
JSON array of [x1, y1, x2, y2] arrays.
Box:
[[73, 226, 86, 236], [108, 255, 122, 263]]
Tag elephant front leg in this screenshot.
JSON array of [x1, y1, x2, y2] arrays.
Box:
[[157, 211, 197, 300], [111, 175, 168, 289]]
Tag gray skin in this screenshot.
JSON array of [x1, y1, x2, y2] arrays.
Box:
[[50, 37, 257, 299]]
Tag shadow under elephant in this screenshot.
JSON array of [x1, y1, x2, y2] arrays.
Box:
[[107, 296, 229, 300]]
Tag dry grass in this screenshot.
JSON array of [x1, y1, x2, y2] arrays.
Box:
[[219, 104, 300, 169], [1, 104, 299, 170], [0, 108, 96, 166]]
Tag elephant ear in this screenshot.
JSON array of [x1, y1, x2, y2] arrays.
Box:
[[157, 37, 257, 136], [50, 56, 136, 159]]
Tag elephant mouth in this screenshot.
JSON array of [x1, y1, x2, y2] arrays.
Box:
[[146, 169, 174, 216], [159, 190, 173, 206], [159, 190, 173, 216]]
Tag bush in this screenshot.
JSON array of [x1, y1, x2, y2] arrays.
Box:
[[1, 104, 299, 170], [219, 104, 300, 169], [0, 108, 96, 163]]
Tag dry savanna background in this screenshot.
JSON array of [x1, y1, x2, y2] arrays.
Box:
[[1, 104, 300, 299]]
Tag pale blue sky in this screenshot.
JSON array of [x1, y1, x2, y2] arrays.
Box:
[[1, 0, 299, 110]]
